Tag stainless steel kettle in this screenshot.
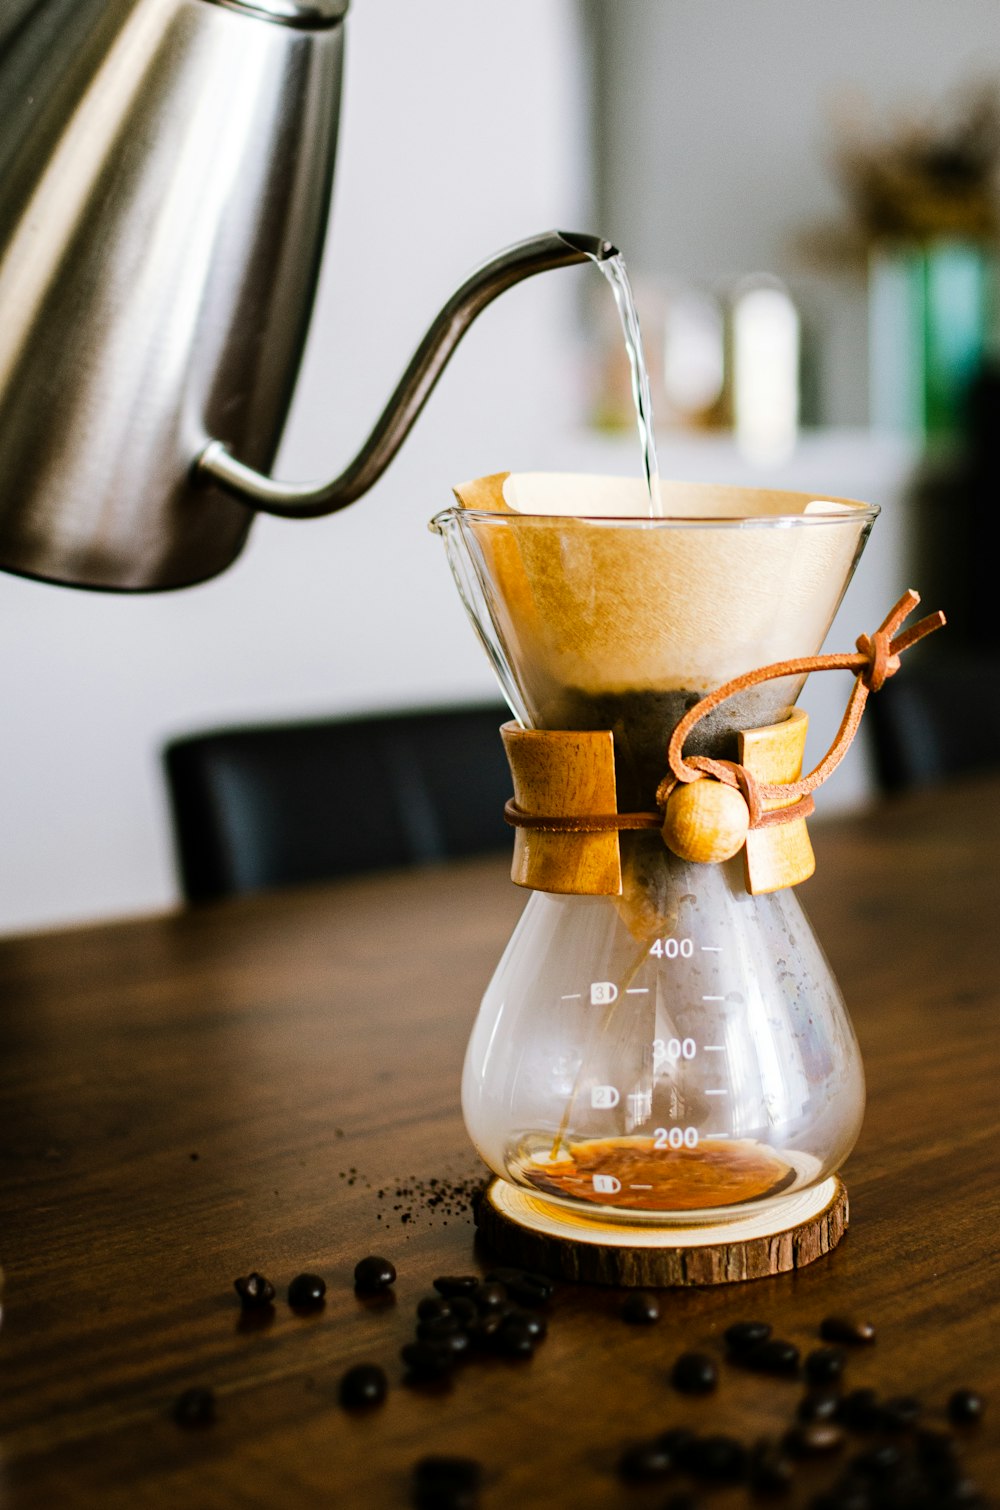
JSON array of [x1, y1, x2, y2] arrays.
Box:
[[0, 0, 612, 592]]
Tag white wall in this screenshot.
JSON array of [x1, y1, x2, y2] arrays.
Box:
[[584, 0, 1000, 424], [0, 0, 590, 935]]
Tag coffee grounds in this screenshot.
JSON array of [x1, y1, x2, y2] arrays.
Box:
[[542, 683, 801, 809], [339, 1164, 490, 1232]]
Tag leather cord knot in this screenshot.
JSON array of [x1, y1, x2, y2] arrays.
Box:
[[501, 590, 945, 851], [855, 629, 899, 692], [664, 589, 946, 823]]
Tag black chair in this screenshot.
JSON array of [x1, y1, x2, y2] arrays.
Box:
[[163, 703, 514, 902], [867, 654, 1000, 793]]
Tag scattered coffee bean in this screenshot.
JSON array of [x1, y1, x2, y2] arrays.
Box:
[[469, 1312, 504, 1348], [880, 1394, 921, 1431], [491, 1319, 535, 1358], [805, 1344, 847, 1385], [809, 1483, 870, 1510], [485, 1268, 553, 1306], [835, 1387, 883, 1433], [784, 1423, 846, 1457], [741, 1338, 800, 1375], [432, 1275, 480, 1297], [798, 1388, 842, 1423], [749, 1438, 795, 1492], [949, 1388, 985, 1425], [412, 1455, 481, 1510], [172, 1386, 215, 1426], [724, 1319, 772, 1354], [416, 1315, 464, 1343], [470, 1282, 507, 1312], [671, 1350, 718, 1394], [686, 1433, 748, 1483], [616, 1438, 674, 1482], [820, 1315, 876, 1345], [656, 1427, 697, 1462], [233, 1271, 275, 1309], [851, 1441, 902, 1479], [417, 1295, 452, 1322], [287, 1272, 326, 1309], [339, 1363, 387, 1409], [354, 1255, 396, 1293], [448, 1296, 479, 1327], [401, 1340, 457, 1380], [916, 1426, 960, 1465], [504, 1307, 546, 1341], [621, 1290, 660, 1324]]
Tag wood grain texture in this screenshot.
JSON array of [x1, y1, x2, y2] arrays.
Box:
[[0, 776, 998, 1507], [740, 706, 816, 894], [477, 1177, 848, 1287], [501, 721, 621, 894]]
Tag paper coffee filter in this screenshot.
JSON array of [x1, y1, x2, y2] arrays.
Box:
[[453, 473, 873, 702]]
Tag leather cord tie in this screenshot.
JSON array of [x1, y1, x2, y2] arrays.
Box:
[[503, 590, 945, 838]]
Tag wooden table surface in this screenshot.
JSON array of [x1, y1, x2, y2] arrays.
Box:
[[0, 776, 997, 1508]]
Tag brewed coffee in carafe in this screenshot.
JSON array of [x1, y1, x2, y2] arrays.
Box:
[[432, 472, 878, 1233]]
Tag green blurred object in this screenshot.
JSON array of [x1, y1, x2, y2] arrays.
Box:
[[869, 240, 996, 438]]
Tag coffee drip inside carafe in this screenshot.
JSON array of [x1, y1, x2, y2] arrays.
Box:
[[432, 472, 878, 1228]]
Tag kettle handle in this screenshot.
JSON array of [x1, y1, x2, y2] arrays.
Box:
[[196, 230, 616, 518]]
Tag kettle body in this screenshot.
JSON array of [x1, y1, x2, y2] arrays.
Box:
[[0, 0, 345, 590]]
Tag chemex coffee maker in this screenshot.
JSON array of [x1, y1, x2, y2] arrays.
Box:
[[1, 0, 943, 1283]]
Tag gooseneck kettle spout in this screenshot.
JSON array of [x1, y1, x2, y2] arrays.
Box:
[[0, 0, 614, 592], [198, 231, 617, 519]]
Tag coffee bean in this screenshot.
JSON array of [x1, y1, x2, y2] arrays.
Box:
[[805, 1344, 847, 1384], [724, 1319, 772, 1354], [820, 1315, 876, 1345], [808, 1483, 870, 1510], [503, 1307, 546, 1341], [851, 1441, 903, 1478], [413, 1489, 476, 1510], [916, 1427, 960, 1466], [469, 1312, 504, 1348], [880, 1394, 921, 1431], [491, 1319, 535, 1358], [798, 1388, 842, 1423], [949, 1388, 985, 1425], [448, 1296, 479, 1327], [741, 1338, 800, 1375], [417, 1295, 452, 1322], [401, 1340, 457, 1379], [470, 1282, 507, 1312], [233, 1271, 275, 1309], [172, 1386, 215, 1426], [354, 1255, 397, 1293], [414, 1457, 481, 1488], [784, 1423, 845, 1457], [749, 1438, 795, 1491], [671, 1350, 718, 1394], [287, 1272, 326, 1309], [616, 1438, 674, 1482], [416, 1316, 465, 1343], [835, 1387, 883, 1433], [656, 1427, 697, 1463], [685, 1434, 748, 1483], [485, 1268, 553, 1306], [432, 1275, 480, 1297], [339, 1363, 387, 1408], [621, 1290, 660, 1324], [412, 1455, 481, 1509]]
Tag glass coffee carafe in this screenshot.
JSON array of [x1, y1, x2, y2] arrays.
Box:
[[432, 473, 879, 1237]]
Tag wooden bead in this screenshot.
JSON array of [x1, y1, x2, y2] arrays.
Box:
[[661, 779, 750, 864]]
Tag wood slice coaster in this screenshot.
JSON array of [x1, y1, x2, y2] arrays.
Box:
[[477, 1176, 848, 1287]]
